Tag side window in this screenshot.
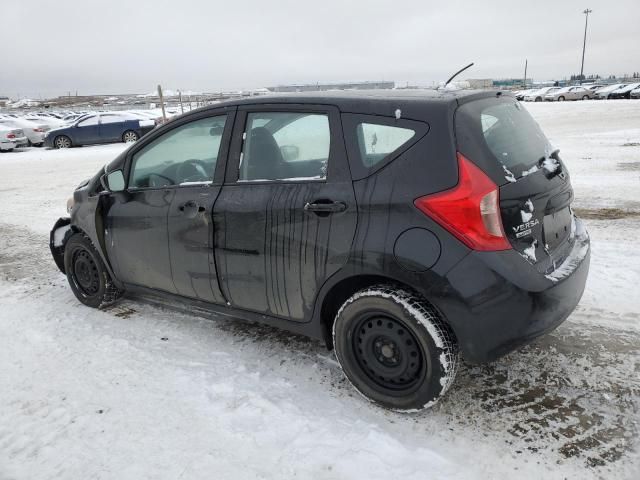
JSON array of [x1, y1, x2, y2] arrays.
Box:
[[78, 116, 99, 127], [239, 112, 330, 182], [101, 114, 128, 124], [129, 115, 227, 188], [356, 123, 415, 167]]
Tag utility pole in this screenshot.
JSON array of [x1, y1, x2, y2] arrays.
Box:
[[523, 59, 528, 88], [579, 9, 592, 84], [157, 84, 167, 123]]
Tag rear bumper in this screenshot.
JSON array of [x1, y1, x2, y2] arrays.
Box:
[[0, 140, 17, 151], [432, 218, 590, 363]]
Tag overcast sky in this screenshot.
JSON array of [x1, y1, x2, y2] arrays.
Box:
[[2, 0, 639, 98]]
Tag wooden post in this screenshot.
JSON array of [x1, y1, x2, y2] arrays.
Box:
[[178, 90, 184, 114], [157, 84, 167, 123]]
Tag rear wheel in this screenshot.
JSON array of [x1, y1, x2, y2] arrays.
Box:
[[535, 97, 542, 102], [64, 233, 123, 308], [558, 96, 565, 102], [332, 285, 459, 411], [122, 130, 138, 143], [54, 135, 71, 149], [582, 95, 589, 100]]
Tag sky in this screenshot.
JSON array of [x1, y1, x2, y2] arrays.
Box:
[[2, 0, 639, 99]]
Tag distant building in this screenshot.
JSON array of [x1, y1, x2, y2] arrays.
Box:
[[466, 79, 493, 89], [268, 81, 395, 93], [0, 96, 9, 107], [492, 78, 525, 87]]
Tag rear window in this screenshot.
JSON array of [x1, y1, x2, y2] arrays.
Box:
[[341, 113, 429, 180], [356, 123, 415, 168], [456, 97, 553, 181]]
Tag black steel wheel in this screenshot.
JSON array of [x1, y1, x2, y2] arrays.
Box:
[[72, 249, 101, 297], [333, 285, 459, 411], [63, 233, 123, 308], [353, 313, 425, 392]]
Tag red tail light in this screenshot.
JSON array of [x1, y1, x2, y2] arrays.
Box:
[[33, 128, 45, 133], [414, 152, 511, 251], [6, 133, 16, 139]]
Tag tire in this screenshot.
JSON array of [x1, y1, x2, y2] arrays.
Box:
[[558, 96, 565, 101], [63, 233, 123, 308], [582, 95, 589, 100], [332, 285, 459, 411], [535, 97, 542, 102], [54, 135, 72, 149], [122, 130, 138, 143]]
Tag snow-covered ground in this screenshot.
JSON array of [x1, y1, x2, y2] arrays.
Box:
[[0, 100, 638, 479]]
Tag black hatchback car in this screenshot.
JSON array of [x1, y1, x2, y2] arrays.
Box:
[[50, 90, 590, 411]]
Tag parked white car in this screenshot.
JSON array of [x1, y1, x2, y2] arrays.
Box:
[[630, 86, 640, 99], [22, 114, 65, 129], [593, 84, 625, 100], [0, 125, 28, 151], [0, 117, 49, 146], [544, 86, 592, 101], [523, 87, 561, 102]]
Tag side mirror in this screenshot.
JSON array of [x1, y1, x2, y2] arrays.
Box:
[[101, 170, 125, 192]]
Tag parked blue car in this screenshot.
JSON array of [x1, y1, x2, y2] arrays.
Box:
[[44, 113, 155, 148]]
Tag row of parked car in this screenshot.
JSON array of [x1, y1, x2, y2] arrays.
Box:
[[0, 108, 178, 152], [514, 82, 640, 102]]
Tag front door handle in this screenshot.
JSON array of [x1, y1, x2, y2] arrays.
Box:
[[179, 201, 206, 218], [304, 200, 347, 214]]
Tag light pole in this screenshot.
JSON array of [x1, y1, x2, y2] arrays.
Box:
[[579, 9, 592, 84]]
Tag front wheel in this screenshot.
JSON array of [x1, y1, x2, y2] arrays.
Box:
[[582, 95, 589, 100], [332, 285, 459, 411], [535, 97, 542, 102], [64, 233, 123, 308], [558, 96, 565, 102], [123, 130, 139, 143]]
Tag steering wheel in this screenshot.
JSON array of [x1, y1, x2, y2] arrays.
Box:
[[148, 173, 174, 187], [177, 159, 209, 183]]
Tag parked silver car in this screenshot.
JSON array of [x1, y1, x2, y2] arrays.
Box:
[[594, 84, 625, 100], [0, 117, 50, 147], [523, 87, 561, 102], [544, 86, 592, 101]]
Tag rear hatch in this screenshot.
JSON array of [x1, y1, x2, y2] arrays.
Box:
[[455, 95, 575, 273]]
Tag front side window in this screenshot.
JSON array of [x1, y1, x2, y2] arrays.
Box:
[[356, 123, 415, 168], [239, 112, 330, 181], [78, 116, 99, 127], [129, 115, 227, 188]]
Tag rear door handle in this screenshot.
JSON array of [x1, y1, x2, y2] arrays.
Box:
[[304, 200, 347, 214]]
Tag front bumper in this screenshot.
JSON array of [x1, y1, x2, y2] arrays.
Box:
[[432, 218, 590, 363]]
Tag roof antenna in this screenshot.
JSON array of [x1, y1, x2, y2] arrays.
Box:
[[444, 62, 474, 86]]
